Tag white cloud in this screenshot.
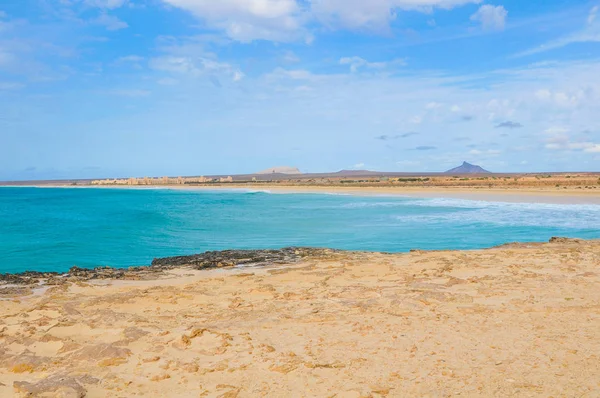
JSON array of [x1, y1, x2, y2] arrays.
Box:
[[150, 56, 244, 82], [160, 0, 306, 42], [545, 140, 600, 152], [535, 87, 594, 108], [544, 126, 569, 135], [266, 68, 324, 81], [470, 5, 507, 31], [93, 13, 128, 30], [339, 56, 405, 72], [340, 56, 375, 72], [585, 144, 600, 153], [543, 127, 600, 152], [312, 0, 481, 31], [160, 0, 480, 42], [251, 59, 600, 169]]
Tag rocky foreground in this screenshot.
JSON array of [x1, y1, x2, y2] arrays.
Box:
[[1, 239, 599, 397]]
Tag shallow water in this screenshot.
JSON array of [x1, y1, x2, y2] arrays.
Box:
[[1, 187, 599, 273]]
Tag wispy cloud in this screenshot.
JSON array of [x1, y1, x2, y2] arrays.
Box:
[[93, 13, 128, 31], [515, 6, 600, 57], [544, 130, 600, 153], [312, 0, 481, 32], [340, 56, 406, 73], [150, 56, 244, 82]]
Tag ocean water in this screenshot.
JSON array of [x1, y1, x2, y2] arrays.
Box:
[[0, 187, 599, 274]]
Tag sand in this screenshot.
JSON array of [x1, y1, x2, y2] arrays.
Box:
[[12, 183, 600, 205], [1, 239, 600, 397], [176, 184, 600, 204]]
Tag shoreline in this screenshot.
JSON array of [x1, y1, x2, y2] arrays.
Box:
[[0, 238, 593, 286], [3, 183, 600, 204], [2, 237, 599, 396]]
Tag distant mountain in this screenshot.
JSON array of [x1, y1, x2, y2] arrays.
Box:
[[256, 166, 302, 175], [445, 161, 491, 174], [334, 170, 378, 176]]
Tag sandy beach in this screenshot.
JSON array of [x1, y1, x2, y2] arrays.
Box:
[[1, 238, 599, 397], [6, 183, 600, 204], [176, 184, 600, 204]]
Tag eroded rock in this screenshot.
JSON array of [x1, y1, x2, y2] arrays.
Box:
[[549, 237, 583, 244], [151, 247, 339, 269], [1, 248, 340, 287], [13, 374, 96, 398]]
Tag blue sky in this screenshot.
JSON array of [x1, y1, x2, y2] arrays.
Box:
[[1, 0, 599, 179]]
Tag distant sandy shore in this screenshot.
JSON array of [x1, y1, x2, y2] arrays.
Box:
[[1, 238, 599, 396], [12, 183, 600, 204], [196, 184, 600, 204]]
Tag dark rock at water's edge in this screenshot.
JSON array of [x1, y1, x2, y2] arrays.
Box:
[[549, 237, 583, 244], [0, 266, 163, 287], [0, 271, 60, 285], [0, 247, 339, 287], [151, 247, 339, 269], [0, 239, 583, 287], [493, 237, 584, 249]]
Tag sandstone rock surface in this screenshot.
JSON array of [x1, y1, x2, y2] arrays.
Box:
[[1, 239, 599, 396]]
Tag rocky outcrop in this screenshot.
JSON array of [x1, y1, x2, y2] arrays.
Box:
[[0, 248, 339, 287], [549, 237, 583, 244], [494, 237, 585, 249], [151, 247, 338, 269], [0, 266, 163, 286]]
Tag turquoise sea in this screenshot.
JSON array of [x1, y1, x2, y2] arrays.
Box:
[[1, 187, 599, 274]]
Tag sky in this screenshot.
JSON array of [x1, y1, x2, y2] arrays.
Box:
[[1, 0, 599, 180]]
